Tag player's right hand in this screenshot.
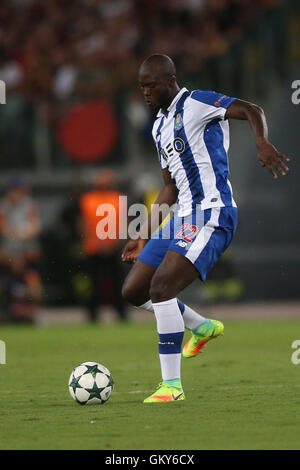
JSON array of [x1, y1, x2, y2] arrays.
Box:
[[121, 239, 147, 263], [257, 139, 291, 179]]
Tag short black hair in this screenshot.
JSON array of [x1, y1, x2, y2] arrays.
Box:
[[139, 54, 176, 78]]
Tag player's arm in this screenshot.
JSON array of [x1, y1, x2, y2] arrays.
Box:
[[225, 99, 291, 179], [140, 168, 178, 239], [122, 169, 178, 263]]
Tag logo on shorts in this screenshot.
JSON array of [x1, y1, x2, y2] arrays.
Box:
[[174, 112, 183, 130], [176, 240, 188, 248]]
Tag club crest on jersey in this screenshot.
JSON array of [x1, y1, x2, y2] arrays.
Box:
[[174, 112, 183, 131]]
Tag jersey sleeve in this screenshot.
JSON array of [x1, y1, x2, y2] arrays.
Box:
[[156, 145, 168, 169], [158, 151, 168, 169], [190, 90, 236, 123], [152, 121, 168, 169]]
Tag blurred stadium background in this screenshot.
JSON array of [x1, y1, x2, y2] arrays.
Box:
[[0, 0, 299, 324]]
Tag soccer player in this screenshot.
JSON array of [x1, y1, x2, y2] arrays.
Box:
[[121, 54, 290, 403]]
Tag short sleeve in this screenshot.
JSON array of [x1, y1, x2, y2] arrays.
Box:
[[152, 118, 168, 169], [190, 90, 236, 122], [156, 144, 168, 169]]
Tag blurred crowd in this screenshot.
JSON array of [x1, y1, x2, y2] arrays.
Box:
[[0, 0, 293, 171], [0, 170, 130, 323], [0, 176, 42, 323], [0, 0, 281, 103]]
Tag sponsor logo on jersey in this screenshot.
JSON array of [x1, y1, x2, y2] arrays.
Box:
[[173, 137, 186, 153], [160, 148, 168, 162]]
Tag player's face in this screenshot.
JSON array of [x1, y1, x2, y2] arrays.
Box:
[[138, 72, 171, 111]]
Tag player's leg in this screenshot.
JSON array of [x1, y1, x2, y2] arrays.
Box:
[[143, 250, 198, 402], [139, 298, 207, 331], [139, 297, 223, 359], [150, 250, 200, 302], [122, 226, 173, 308], [122, 260, 156, 307], [122, 258, 207, 328], [144, 207, 237, 403], [132, 210, 219, 332], [181, 207, 237, 358], [122, 222, 207, 328]]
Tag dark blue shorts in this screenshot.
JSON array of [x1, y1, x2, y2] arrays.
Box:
[[137, 206, 238, 281]]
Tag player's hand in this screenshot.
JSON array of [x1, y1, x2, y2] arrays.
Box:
[[121, 239, 147, 264], [257, 139, 291, 179]]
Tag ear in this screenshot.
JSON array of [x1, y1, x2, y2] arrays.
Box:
[[167, 75, 176, 88]]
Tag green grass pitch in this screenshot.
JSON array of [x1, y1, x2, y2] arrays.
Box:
[[0, 318, 299, 450]]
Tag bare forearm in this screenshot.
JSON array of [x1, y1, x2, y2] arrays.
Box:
[[243, 104, 268, 146], [226, 99, 268, 145], [226, 99, 291, 178]]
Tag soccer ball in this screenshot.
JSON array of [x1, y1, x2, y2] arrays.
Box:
[[68, 361, 114, 405]]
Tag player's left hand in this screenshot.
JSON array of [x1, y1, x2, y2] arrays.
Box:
[[257, 139, 291, 179]]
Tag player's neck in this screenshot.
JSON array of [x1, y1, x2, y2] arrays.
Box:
[[161, 85, 181, 115]]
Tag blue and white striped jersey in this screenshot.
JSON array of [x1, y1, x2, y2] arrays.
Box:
[[152, 87, 237, 216]]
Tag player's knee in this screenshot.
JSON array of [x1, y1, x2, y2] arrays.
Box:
[[149, 275, 172, 303], [121, 281, 135, 304], [121, 281, 143, 307]]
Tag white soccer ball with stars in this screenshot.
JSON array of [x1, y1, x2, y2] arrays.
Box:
[[68, 362, 114, 405]]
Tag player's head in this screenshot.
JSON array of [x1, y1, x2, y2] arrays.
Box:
[[138, 54, 179, 111]]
